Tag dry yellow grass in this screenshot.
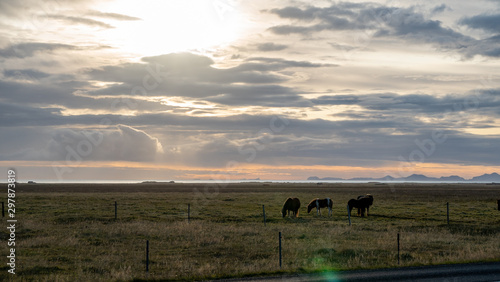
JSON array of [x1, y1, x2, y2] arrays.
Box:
[[0, 182, 499, 280]]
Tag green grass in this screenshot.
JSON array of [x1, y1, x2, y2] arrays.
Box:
[[0, 183, 499, 281]]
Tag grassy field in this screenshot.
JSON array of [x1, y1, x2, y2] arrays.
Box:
[[1, 182, 499, 281]]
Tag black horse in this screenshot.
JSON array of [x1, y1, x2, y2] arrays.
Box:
[[282, 197, 301, 218], [348, 194, 373, 217]]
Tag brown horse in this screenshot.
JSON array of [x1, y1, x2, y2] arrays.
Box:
[[282, 197, 301, 218], [307, 198, 333, 216], [348, 194, 374, 217], [357, 194, 373, 216]]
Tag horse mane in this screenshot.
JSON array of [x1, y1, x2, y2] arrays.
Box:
[[282, 197, 291, 215], [307, 198, 319, 212], [307, 198, 319, 207]]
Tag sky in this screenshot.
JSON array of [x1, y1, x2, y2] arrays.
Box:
[[1, 0, 500, 182]]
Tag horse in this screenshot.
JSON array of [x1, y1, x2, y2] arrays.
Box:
[[282, 197, 301, 218], [307, 198, 333, 216], [357, 194, 374, 216], [348, 194, 373, 217]]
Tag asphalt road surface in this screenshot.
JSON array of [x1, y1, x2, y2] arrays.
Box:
[[215, 261, 500, 282]]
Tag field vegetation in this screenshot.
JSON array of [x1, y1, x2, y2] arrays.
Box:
[[1, 182, 499, 281]]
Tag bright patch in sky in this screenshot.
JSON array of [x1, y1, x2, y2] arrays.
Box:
[[98, 0, 243, 55]]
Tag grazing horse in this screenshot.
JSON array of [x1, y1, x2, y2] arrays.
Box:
[[357, 194, 374, 216], [348, 195, 374, 217], [282, 197, 301, 218], [307, 198, 333, 216]]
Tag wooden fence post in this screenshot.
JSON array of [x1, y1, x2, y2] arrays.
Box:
[[146, 240, 150, 272], [397, 233, 400, 265], [263, 205, 266, 226], [279, 232, 282, 268], [446, 202, 449, 225], [347, 204, 351, 226]]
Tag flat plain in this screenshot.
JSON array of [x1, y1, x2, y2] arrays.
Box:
[[1, 182, 499, 281]]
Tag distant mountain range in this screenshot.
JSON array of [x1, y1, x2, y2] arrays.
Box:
[[307, 172, 500, 182]]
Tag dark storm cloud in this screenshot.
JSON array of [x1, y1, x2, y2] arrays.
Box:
[[170, 117, 500, 167], [0, 79, 72, 105], [267, 3, 374, 35], [85, 52, 333, 106], [0, 76, 171, 117], [268, 4, 469, 44], [312, 91, 500, 115], [2, 125, 163, 162], [3, 69, 51, 80], [372, 7, 469, 48], [267, 3, 500, 58], [458, 12, 500, 56], [0, 100, 116, 127], [3, 98, 500, 167], [0, 102, 63, 127], [89, 53, 286, 85], [459, 13, 500, 34]]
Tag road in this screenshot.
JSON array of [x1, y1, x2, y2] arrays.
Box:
[[215, 262, 500, 282]]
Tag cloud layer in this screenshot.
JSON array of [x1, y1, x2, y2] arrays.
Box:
[[1, 0, 500, 180]]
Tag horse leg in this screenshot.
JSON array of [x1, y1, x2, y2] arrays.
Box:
[[361, 208, 365, 217], [326, 201, 330, 216], [366, 206, 369, 216]]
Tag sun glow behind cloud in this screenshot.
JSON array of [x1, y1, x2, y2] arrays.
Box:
[[3, 0, 500, 182], [97, 0, 244, 56]]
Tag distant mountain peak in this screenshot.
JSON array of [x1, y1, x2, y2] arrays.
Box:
[[471, 173, 500, 182], [308, 172, 500, 182]]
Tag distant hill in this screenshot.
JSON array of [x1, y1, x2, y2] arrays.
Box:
[[404, 174, 438, 181], [470, 173, 500, 182], [308, 172, 500, 182], [439, 175, 466, 181], [308, 176, 343, 181]]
